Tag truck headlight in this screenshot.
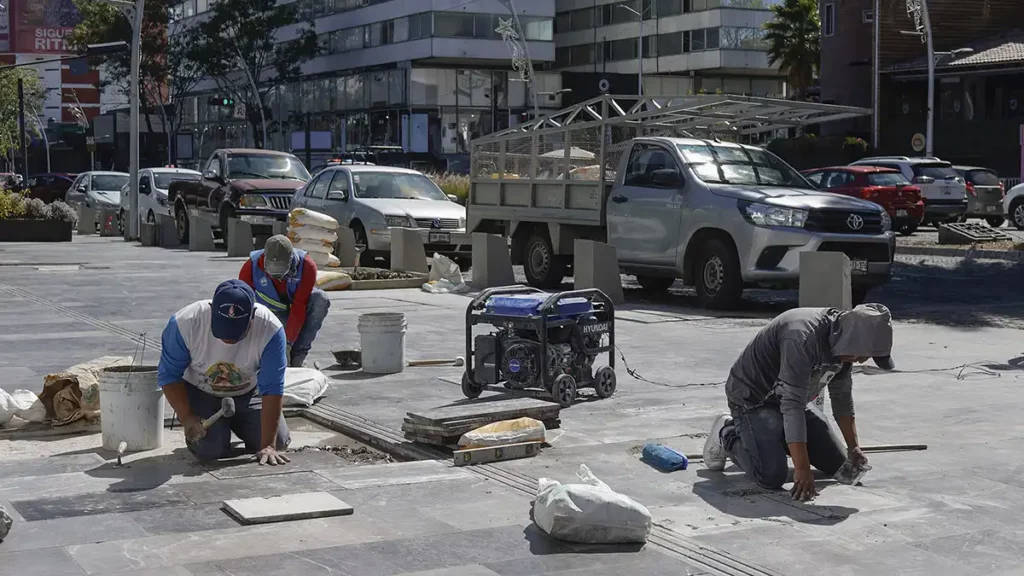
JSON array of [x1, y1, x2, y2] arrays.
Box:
[[385, 215, 413, 227], [239, 195, 268, 208], [880, 211, 891, 232], [743, 203, 808, 228]]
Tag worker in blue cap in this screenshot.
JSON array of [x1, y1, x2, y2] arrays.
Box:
[[157, 279, 291, 465]]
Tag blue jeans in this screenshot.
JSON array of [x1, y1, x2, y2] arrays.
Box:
[[274, 288, 331, 365], [722, 403, 847, 489], [185, 384, 291, 460]]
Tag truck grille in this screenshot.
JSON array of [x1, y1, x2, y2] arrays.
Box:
[[267, 196, 291, 210], [415, 218, 460, 229], [805, 210, 883, 235], [818, 242, 893, 263]]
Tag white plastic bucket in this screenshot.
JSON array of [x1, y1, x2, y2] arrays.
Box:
[[97, 365, 165, 451], [358, 312, 407, 374]]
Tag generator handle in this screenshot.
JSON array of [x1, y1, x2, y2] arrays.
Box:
[[538, 288, 614, 315], [469, 285, 543, 310]]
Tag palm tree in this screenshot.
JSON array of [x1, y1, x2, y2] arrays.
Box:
[[764, 0, 821, 100]]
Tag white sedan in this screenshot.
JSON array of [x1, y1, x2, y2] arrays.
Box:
[[119, 167, 202, 229]]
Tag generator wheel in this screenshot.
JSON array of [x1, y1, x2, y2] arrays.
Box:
[[461, 371, 483, 399], [553, 374, 577, 408], [594, 366, 617, 399]]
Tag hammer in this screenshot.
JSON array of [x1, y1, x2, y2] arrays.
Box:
[[408, 356, 465, 368], [201, 397, 236, 429]]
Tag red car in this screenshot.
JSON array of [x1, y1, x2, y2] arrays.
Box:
[[802, 166, 925, 235]]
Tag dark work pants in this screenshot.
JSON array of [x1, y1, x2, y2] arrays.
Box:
[[273, 288, 330, 365], [185, 385, 290, 461], [722, 403, 847, 489]]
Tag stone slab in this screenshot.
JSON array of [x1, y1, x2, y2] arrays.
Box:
[[223, 491, 353, 525], [128, 504, 242, 536], [188, 217, 217, 252], [139, 222, 159, 246], [157, 214, 180, 248], [573, 239, 625, 304], [0, 546, 86, 575], [315, 460, 472, 489], [799, 251, 852, 309], [0, 511, 148, 552], [11, 485, 193, 521], [197, 450, 357, 480], [391, 227, 428, 274], [0, 453, 105, 480], [225, 218, 254, 258], [173, 471, 342, 504], [77, 206, 97, 235], [470, 232, 515, 289], [335, 226, 358, 268]]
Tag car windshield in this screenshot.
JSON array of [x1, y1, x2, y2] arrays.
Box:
[[912, 163, 958, 180], [154, 173, 201, 189], [227, 154, 311, 181], [676, 143, 812, 188], [965, 169, 1000, 186], [351, 172, 448, 201], [92, 175, 129, 191], [867, 173, 911, 186]]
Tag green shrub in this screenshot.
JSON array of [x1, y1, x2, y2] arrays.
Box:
[[0, 191, 27, 220], [428, 173, 470, 205], [0, 191, 77, 224], [46, 201, 79, 224]]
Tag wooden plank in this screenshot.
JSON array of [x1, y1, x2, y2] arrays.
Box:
[[453, 442, 542, 466]]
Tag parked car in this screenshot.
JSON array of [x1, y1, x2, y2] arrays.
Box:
[[291, 165, 470, 267], [1, 173, 23, 190], [118, 167, 203, 231], [169, 149, 310, 244], [65, 172, 129, 213], [23, 173, 77, 203], [802, 166, 925, 236], [1001, 182, 1024, 230], [849, 156, 967, 225], [953, 166, 1005, 227]]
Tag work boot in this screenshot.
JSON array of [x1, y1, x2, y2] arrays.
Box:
[[702, 413, 732, 472], [289, 352, 307, 368]]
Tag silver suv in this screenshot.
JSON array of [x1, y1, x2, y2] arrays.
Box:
[[849, 156, 967, 224]]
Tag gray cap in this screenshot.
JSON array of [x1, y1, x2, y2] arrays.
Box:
[[263, 235, 294, 277], [832, 303, 895, 370]]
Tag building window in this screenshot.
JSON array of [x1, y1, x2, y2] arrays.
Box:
[[474, 14, 501, 40], [657, 32, 683, 56], [522, 17, 554, 41], [823, 3, 835, 36], [434, 13, 476, 38], [602, 1, 641, 26], [604, 38, 638, 61], [719, 27, 769, 50], [705, 27, 720, 50], [409, 13, 432, 40], [657, 0, 683, 17], [862, 9, 874, 23], [570, 8, 595, 31]]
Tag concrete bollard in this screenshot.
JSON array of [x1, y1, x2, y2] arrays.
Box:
[[573, 240, 625, 305], [470, 232, 515, 288], [226, 218, 254, 257], [799, 252, 851, 310], [139, 222, 159, 246], [99, 209, 119, 237], [390, 228, 428, 274], [335, 227, 358, 268], [188, 216, 217, 252], [77, 206, 96, 235], [157, 213, 180, 248]]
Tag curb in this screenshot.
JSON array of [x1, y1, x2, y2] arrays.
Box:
[[897, 245, 1024, 262]]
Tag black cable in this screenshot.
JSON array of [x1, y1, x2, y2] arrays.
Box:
[[615, 345, 726, 389]]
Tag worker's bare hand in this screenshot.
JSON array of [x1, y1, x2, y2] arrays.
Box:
[[848, 447, 869, 469], [790, 468, 818, 501], [182, 417, 206, 445], [255, 446, 291, 466]]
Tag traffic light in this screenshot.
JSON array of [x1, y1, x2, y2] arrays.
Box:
[[208, 96, 235, 107]]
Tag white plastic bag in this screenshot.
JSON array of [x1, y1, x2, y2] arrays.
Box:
[[458, 417, 545, 449], [282, 367, 331, 407], [289, 207, 338, 230], [421, 253, 468, 293], [533, 464, 652, 544], [0, 389, 46, 425], [421, 278, 470, 294], [316, 270, 352, 291]]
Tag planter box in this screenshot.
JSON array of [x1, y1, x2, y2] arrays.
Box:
[[0, 219, 74, 242]]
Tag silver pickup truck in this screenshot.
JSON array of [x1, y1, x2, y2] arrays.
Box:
[[468, 96, 894, 309]]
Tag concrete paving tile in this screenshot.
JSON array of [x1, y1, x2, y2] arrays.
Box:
[[909, 528, 1024, 574], [0, 511, 148, 552], [223, 492, 353, 525], [93, 569, 195, 576], [394, 567, 503, 576], [186, 548, 403, 576], [12, 486, 194, 521], [417, 495, 531, 531], [483, 547, 687, 576], [0, 453, 105, 479], [331, 477, 528, 511], [0, 546, 87, 575], [521, 550, 708, 576], [197, 450, 360, 480], [173, 471, 342, 504], [649, 502, 782, 535], [127, 504, 241, 536], [315, 460, 473, 489]]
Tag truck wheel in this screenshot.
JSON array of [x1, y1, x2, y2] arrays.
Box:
[[175, 205, 190, 244], [1013, 200, 1024, 230], [636, 275, 675, 292], [898, 223, 918, 236], [351, 223, 370, 266], [524, 232, 566, 289], [986, 216, 1005, 228], [694, 238, 743, 310]]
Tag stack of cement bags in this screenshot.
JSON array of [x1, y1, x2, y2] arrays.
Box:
[[287, 208, 341, 268]]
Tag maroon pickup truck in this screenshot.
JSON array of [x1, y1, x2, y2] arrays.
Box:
[[168, 148, 311, 243]]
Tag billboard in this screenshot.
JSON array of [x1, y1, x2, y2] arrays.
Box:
[[15, 0, 81, 54]]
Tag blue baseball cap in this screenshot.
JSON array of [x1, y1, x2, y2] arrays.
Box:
[[211, 279, 256, 341]]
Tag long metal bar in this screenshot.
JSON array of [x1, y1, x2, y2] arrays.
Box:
[[18, 78, 27, 183], [922, 0, 935, 157]]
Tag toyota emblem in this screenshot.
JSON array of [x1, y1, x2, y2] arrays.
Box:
[[431, 217, 442, 229], [846, 214, 865, 231]]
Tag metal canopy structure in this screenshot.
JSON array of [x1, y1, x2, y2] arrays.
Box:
[[478, 94, 871, 142]]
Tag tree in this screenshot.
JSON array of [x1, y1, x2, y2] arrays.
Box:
[[0, 69, 46, 165], [763, 0, 820, 100], [69, 0, 205, 163], [188, 0, 319, 148]]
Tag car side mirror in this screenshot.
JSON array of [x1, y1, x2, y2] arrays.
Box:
[[76, 185, 86, 193], [446, 194, 458, 203], [203, 170, 221, 182], [913, 175, 935, 185], [650, 168, 682, 188], [139, 184, 150, 195], [327, 190, 348, 201]]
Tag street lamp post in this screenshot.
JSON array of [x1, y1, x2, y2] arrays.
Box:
[[616, 4, 649, 96]]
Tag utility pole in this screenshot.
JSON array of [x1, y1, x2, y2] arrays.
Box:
[[18, 78, 27, 183]]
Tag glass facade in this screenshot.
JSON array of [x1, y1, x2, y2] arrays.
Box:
[[554, 0, 781, 31], [556, 26, 764, 66]]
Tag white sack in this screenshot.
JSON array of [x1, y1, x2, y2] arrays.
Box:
[[288, 208, 339, 230], [0, 389, 46, 426], [533, 463, 652, 544], [283, 367, 331, 407]]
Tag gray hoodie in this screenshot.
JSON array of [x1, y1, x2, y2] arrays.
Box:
[[725, 304, 894, 443]]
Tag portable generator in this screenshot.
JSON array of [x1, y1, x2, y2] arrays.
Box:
[[462, 286, 616, 408]]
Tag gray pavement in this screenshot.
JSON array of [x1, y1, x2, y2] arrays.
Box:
[[2, 236, 1024, 575]]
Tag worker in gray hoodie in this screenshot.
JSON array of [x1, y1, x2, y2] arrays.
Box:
[[702, 304, 894, 501]]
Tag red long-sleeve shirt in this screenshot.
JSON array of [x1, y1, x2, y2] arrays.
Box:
[[239, 253, 318, 344]]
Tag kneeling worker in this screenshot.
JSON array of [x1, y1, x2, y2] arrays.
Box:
[[240, 235, 330, 367], [158, 280, 291, 465], [702, 304, 895, 500]]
